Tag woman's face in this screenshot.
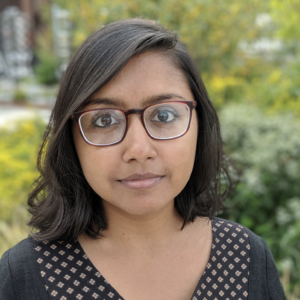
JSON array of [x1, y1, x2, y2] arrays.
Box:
[[73, 52, 198, 219]]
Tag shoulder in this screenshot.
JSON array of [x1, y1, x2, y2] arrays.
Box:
[[1, 236, 35, 262], [0, 237, 50, 300], [213, 217, 286, 300], [212, 217, 252, 249], [213, 217, 262, 246], [213, 217, 272, 252], [0, 237, 34, 277]]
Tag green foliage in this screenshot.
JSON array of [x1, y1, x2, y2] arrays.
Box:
[[219, 103, 300, 285], [0, 206, 30, 257], [49, 0, 300, 115], [0, 118, 46, 223], [270, 0, 300, 42], [13, 87, 27, 104], [245, 63, 300, 117], [34, 50, 59, 85], [32, 3, 59, 85], [55, 0, 265, 71]]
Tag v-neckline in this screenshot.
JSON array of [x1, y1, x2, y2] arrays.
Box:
[[74, 219, 216, 300]]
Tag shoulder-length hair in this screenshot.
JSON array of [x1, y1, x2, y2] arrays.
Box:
[[28, 19, 229, 242]]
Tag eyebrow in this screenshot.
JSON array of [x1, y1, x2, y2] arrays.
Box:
[[86, 93, 186, 109]]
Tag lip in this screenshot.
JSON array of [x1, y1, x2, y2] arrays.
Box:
[[118, 173, 164, 190]]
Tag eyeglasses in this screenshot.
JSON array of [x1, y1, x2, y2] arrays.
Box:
[[70, 100, 197, 146]]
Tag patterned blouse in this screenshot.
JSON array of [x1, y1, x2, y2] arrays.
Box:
[[34, 218, 250, 300]]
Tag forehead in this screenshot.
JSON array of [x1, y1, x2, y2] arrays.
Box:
[[85, 52, 193, 110]]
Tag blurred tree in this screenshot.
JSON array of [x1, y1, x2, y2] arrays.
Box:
[[34, 49, 60, 85], [259, 0, 300, 115], [33, 4, 60, 85], [34, 0, 300, 115], [236, 0, 300, 117], [219, 104, 300, 285], [270, 0, 300, 47], [53, 0, 271, 108], [0, 118, 46, 223]]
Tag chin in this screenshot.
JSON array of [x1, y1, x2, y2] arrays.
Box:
[[104, 196, 175, 217]]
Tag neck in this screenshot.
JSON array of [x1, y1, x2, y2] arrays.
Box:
[[101, 200, 184, 248], [78, 203, 211, 265]]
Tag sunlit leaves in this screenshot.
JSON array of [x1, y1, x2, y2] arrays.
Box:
[[0, 118, 46, 222], [219, 104, 300, 282]]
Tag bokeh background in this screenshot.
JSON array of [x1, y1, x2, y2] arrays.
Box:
[[0, 0, 299, 297]]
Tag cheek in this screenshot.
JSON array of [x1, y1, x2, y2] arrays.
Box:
[[73, 126, 116, 186], [164, 118, 198, 182], [79, 148, 117, 184]]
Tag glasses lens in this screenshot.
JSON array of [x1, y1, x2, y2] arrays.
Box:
[[79, 109, 126, 145], [144, 102, 190, 139]]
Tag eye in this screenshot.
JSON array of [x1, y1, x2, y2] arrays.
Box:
[[152, 110, 177, 122], [93, 113, 120, 127]]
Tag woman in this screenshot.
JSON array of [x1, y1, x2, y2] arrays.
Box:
[[0, 19, 285, 300]]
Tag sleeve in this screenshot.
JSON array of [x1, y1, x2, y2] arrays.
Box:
[[262, 239, 286, 300], [0, 238, 50, 300], [0, 250, 18, 300], [246, 227, 286, 300]]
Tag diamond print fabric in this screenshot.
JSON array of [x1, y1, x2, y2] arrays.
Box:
[[34, 218, 250, 299], [34, 240, 123, 300], [191, 219, 250, 300]]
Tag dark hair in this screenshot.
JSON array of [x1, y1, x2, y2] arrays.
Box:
[[28, 19, 230, 242]]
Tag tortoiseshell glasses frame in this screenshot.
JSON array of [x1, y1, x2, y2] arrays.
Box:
[[70, 100, 197, 146]]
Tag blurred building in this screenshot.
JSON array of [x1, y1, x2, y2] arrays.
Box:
[[0, 0, 49, 48], [0, 0, 49, 78], [0, 0, 71, 80]]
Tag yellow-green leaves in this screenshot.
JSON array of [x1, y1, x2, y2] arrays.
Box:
[[0, 118, 45, 222]]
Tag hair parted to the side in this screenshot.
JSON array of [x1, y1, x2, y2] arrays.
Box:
[[28, 18, 231, 242]]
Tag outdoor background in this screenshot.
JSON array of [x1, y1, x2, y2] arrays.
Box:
[[0, 0, 299, 298]]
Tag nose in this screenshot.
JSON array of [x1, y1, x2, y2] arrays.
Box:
[[122, 114, 157, 163]]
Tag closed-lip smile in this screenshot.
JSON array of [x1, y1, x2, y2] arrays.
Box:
[[118, 173, 164, 190]]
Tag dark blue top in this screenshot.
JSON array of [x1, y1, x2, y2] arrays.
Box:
[[0, 218, 286, 300]]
